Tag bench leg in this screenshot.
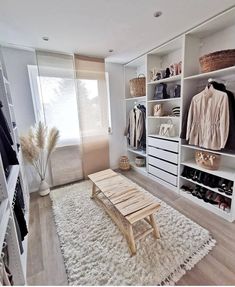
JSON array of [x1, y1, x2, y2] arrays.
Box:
[[149, 214, 160, 239], [126, 223, 136, 255], [91, 183, 97, 199]]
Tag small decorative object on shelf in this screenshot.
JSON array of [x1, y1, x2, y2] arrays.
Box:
[[158, 119, 176, 137], [199, 49, 235, 72], [20, 121, 59, 196], [129, 74, 146, 97], [135, 156, 146, 167], [172, 106, 180, 117], [195, 151, 221, 170], [153, 104, 164, 116], [119, 156, 131, 171]]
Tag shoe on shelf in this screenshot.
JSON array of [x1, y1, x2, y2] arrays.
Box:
[[203, 190, 213, 202]]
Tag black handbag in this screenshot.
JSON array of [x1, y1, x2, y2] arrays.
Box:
[[153, 83, 169, 100]]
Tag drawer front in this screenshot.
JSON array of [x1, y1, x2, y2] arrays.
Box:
[[148, 156, 178, 175], [148, 146, 178, 164], [148, 165, 178, 186], [148, 137, 179, 153]]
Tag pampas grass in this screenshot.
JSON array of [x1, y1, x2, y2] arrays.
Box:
[[20, 122, 59, 181]]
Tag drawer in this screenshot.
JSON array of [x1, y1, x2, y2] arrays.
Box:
[[148, 165, 178, 186], [148, 156, 178, 175], [148, 146, 178, 164], [148, 137, 179, 153]]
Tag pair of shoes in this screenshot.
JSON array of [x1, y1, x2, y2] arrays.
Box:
[[218, 179, 233, 196], [181, 185, 193, 193]]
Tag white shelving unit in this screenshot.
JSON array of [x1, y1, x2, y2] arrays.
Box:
[[0, 47, 29, 284], [123, 6, 235, 222]]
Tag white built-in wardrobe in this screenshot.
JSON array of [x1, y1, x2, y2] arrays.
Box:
[[124, 7, 235, 222]]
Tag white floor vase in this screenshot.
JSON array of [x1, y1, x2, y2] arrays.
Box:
[[39, 179, 50, 196]]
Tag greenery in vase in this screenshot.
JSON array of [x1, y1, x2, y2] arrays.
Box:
[[20, 122, 59, 181]]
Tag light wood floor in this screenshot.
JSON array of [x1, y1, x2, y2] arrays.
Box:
[[27, 170, 235, 285]]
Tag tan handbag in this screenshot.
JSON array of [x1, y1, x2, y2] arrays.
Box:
[[153, 104, 164, 116], [159, 119, 176, 137], [195, 151, 221, 170]]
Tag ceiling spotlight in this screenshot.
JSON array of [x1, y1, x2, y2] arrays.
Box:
[[42, 36, 49, 41], [153, 11, 162, 18], [109, 49, 114, 53]]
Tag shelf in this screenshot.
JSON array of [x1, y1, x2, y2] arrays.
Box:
[[181, 160, 235, 181], [181, 144, 235, 158], [180, 190, 232, 221], [7, 165, 20, 205], [0, 199, 10, 252], [147, 75, 181, 85], [148, 98, 181, 103], [184, 66, 235, 81], [130, 162, 147, 175], [148, 134, 180, 141], [127, 148, 146, 157], [148, 116, 180, 119], [180, 176, 233, 199], [125, 96, 146, 101]]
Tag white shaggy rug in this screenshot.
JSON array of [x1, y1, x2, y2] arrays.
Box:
[[50, 176, 216, 285]]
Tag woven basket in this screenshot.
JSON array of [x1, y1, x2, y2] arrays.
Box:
[[195, 151, 221, 171], [199, 49, 235, 73], [129, 74, 146, 97], [119, 156, 130, 171]]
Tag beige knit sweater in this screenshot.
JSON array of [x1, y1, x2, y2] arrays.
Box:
[[186, 86, 229, 150]]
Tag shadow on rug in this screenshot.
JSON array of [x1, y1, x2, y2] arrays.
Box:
[[50, 177, 216, 285]]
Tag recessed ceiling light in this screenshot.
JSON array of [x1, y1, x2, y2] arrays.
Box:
[[153, 11, 162, 18], [108, 49, 114, 53], [42, 36, 49, 41]]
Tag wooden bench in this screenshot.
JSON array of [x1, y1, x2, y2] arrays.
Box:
[[88, 169, 161, 255]]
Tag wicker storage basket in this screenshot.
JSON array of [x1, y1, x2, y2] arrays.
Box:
[[129, 74, 146, 97], [119, 156, 130, 171], [199, 49, 235, 73], [195, 151, 221, 171]]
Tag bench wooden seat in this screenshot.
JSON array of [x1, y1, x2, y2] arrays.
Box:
[[88, 169, 161, 255]]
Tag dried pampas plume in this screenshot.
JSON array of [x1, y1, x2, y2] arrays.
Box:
[[20, 122, 59, 181]]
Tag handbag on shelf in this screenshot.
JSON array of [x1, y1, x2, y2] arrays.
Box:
[[158, 119, 176, 137], [153, 83, 169, 100], [153, 104, 164, 116]]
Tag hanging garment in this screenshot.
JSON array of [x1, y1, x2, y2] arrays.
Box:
[[208, 81, 235, 151], [186, 85, 229, 150], [0, 101, 13, 145], [125, 106, 145, 149], [15, 179, 25, 211], [14, 213, 24, 254], [0, 125, 18, 176], [14, 199, 28, 241], [137, 104, 146, 150], [2, 265, 13, 286]]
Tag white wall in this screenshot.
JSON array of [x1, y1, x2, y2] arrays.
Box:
[[2, 47, 36, 134], [2, 47, 38, 191], [105, 62, 125, 169]]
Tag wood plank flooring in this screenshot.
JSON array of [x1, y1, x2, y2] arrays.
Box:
[[27, 170, 235, 285]]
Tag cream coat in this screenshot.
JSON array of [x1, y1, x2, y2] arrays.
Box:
[[186, 86, 229, 150], [126, 108, 144, 149]]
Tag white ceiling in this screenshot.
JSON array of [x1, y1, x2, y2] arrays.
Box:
[[0, 0, 235, 63]]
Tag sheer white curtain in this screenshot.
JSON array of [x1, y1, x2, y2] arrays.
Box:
[[74, 55, 110, 177], [34, 51, 83, 186]]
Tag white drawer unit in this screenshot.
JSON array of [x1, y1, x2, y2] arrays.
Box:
[[148, 137, 179, 153], [148, 165, 178, 186], [148, 156, 178, 175], [148, 146, 178, 164]]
